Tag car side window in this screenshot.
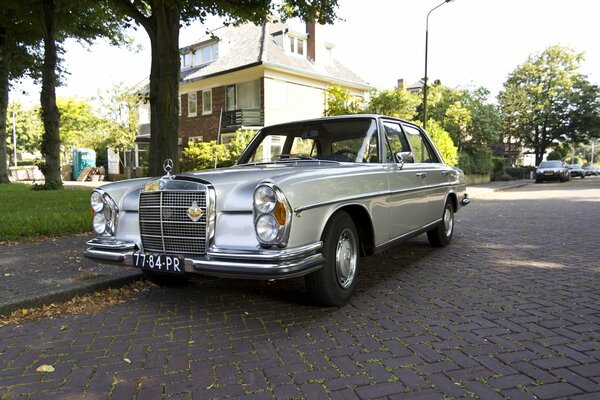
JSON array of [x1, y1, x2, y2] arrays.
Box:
[[383, 122, 411, 163], [402, 124, 438, 163]]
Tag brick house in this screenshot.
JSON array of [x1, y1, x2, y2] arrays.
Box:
[[134, 20, 370, 166]]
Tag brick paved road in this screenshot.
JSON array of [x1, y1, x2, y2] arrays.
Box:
[[1, 179, 599, 400]]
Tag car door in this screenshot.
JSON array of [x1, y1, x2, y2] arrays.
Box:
[[382, 120, 430, 238], [401, 123, 449, 225]]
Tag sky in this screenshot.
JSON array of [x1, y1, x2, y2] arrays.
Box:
[[9, 0, 600, 105]]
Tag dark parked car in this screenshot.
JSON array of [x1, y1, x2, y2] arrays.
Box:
[[535, 160, 570, 183], [567, 164, 586, 179], [583, 166, 598, 176]]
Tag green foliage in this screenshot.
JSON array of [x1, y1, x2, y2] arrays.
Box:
[[426, 83, 501, 149], [323, 84, 363, 116], [57, 97, 105, 153], [458, 144, 493, 175], [94, 83, 140, 152], [547, 151, 562, 161], [505, 166, 535, 180], [228, 129, 257, 162], [367, 88, 420, 120], [425, 119, 458, 166], [0, 183, 91, 241], [181, 141, 230, 171], [491, 157, 509, 181], [6, 102, 43, 155], [498, 45, 600, 165]]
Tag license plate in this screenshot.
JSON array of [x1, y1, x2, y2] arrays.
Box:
[[133, 252, 185, 274], [544, 172, 553, 175]]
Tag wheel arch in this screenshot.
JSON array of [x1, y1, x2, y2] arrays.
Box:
[[446, 192, 458, 212], [327, 204, 375, 257]]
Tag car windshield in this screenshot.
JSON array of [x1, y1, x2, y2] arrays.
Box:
[[237, 118, 380, 164], [539, 161, 562, 168]]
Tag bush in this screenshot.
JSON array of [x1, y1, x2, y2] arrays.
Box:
[[181, 141, 230, 171], [505, 166, 536, 180], [491, 157, 509, 181], [425, 120, 458, 166], [458, 144, 493, 175]]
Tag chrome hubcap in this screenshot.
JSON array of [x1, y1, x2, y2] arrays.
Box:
[[443, 205, 454, 237], [335, 228, 357, 289]]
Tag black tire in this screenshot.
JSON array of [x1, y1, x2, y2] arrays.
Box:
[[535, 178, 542, 184], [142, 270, 189, 287], [427, 198, 454, 247], [305, 211, 359, 307], [581, 175, 585, 179]]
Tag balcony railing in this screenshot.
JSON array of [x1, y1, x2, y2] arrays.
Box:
[[222, 108, 264, 130]]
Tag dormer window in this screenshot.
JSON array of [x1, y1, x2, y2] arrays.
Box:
[[181, 42, 218, 69], [288, 34, 306, 57], [193, 43, 218, 66]]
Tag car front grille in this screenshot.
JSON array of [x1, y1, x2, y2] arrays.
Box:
[[139, 190, 207, 257]]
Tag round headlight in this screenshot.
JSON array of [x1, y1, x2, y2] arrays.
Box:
[[91, 191, 104, 212], [93, 213, 107, 234], [256, 214, 278, 242], [254, 186, 276, 213]]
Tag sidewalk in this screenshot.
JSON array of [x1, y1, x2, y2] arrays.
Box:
[[0, 179, 530, 316], [466, 179, 531, 199], [0, 234, 141, 316]]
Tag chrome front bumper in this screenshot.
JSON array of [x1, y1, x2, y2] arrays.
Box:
[[85, 238, 324, 280]]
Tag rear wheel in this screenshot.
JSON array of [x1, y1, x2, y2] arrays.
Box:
[[305, 211, 359, 307], [142, 270, 189, 287], [427, 199, 454, 247]]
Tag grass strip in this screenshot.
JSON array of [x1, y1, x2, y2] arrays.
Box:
[[0, 183, 92, 242]]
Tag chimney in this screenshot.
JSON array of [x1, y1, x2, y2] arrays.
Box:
[[397, 79, 405, 89], [306, 21, 324, 64]]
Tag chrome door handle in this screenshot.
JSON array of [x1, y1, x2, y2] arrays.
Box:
[[416, 172, 427, 179]]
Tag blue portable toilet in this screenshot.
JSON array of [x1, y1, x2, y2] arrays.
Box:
[[72, 148, 97, 180]]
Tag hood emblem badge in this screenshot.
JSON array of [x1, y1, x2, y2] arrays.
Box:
[[163, 158, 174, 178], [187, 201, 203, 222]]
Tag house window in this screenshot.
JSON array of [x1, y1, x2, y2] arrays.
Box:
[[226, 80, 260, 110], [192, 43, 218, 66], [288, 35, 306, 56], [188, 92, 197, 117], [181, 53, 192, 69], [202, 89, 212, 115]]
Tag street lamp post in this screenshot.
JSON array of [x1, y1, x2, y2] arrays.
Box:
[[423, 0, 454, 129]]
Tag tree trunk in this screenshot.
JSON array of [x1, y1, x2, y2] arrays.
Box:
[[146, 1, 180, 176], [0, 45, 10, 183], [39, 0, 62, 189]]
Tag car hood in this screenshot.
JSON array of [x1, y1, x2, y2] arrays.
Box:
[[179, 161, 384, 212]]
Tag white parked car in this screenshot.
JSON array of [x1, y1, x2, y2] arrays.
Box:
[[85, 115, 469, 306]]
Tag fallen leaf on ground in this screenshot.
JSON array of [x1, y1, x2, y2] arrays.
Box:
[[36, 365, 55, 373]]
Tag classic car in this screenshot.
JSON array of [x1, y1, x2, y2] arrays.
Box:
[[534, 160, 570, 183], [85, 115, 469, 306], [567, 164, 586, 179]]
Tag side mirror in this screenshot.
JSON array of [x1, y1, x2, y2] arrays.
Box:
[[396, 151, 414, 165]]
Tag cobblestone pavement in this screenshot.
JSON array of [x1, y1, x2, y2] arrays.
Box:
[[1, 178, 599, 400]]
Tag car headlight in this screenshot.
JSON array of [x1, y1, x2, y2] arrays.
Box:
[[93, 213, 107, 234], [253, 184, 292, 247], [90, 189, 118, 237], [254, 186, 276, 213], [256, 214, 279, 242], [91, 191, 104, 212]]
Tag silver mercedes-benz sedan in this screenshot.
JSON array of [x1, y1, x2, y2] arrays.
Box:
[[85, 115, 469, 306]]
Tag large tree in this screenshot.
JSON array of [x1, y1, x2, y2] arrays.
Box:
[[498, 45, 600, 165], [110, 0, 339, 176], [2, 0, 125, 188], [0, 3, 41, 183]]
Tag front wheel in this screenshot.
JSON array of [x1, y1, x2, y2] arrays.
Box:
[[427, 199, 454, 247], [305, 211, 359, 307]]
